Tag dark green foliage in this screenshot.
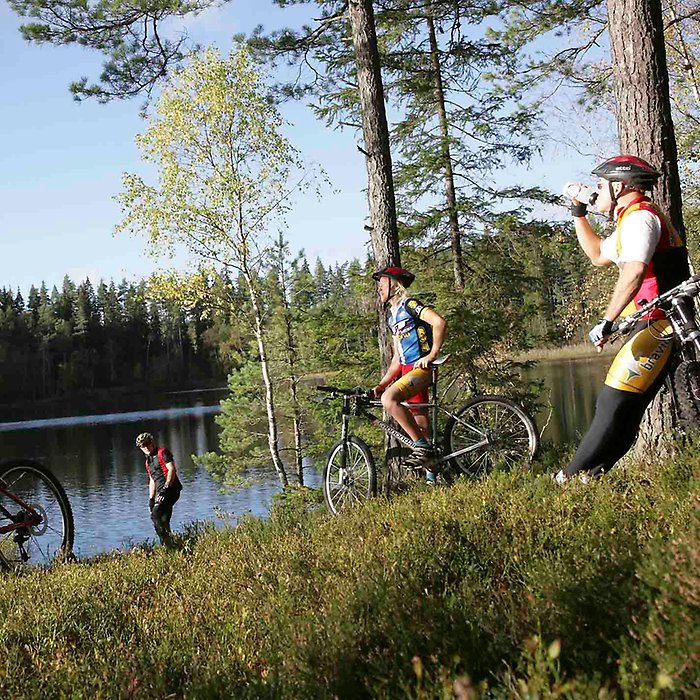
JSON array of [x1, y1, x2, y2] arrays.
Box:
[[0, 445, 697, 697], [0, 276, 229, 401], [8, 0, 214, 102], [203, 254, 381, 481]]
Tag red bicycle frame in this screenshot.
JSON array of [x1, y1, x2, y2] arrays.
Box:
[[0, 479, 43, 534]]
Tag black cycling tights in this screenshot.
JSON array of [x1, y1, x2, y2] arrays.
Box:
[[564, 374, 667, 478], [151, 486, 181, 546]]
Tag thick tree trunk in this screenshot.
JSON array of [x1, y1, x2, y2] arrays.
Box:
[[607, 0, 686, 456], [427, 5, 465, 291], [347, 0, 400, 268], [347, 0, 400, 370], [608, 0, 684, 238]]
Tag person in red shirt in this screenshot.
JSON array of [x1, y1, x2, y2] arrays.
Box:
[[135, 432, 182, 546]]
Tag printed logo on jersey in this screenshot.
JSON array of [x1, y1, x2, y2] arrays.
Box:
[[394, 318, 412, 340], [639, 337, 672, 372], [625, 338, 671, 378], [624, 366, 641, 382], [417, 326, 430, 352]]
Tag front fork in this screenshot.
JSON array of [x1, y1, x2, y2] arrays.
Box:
[[668, 297, 700, 358], [339, 397, 352, 470]]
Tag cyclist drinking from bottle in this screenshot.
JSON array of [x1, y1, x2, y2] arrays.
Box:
[[371, 267, 447, 481], [556, 155, 690, 483]]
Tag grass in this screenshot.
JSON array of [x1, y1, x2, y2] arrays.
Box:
[[0, 445, 698, 698]]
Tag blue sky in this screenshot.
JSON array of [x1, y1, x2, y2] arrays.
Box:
[[0, 1, 375, 295], [0, 1, 596, 296]]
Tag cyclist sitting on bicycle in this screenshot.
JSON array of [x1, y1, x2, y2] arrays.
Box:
[[557, 155, 690, 483], [371, 267, 447, 480]]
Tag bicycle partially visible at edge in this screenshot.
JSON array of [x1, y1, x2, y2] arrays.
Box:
[[318, 356, 539, 516], [611, 271, 700, 428], [0, 460, 74, 569]]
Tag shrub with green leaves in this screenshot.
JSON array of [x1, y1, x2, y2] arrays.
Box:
[[0, 445, 698, 698]]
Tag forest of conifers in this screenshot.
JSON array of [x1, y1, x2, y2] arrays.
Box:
[[0, 223, 616, 406]]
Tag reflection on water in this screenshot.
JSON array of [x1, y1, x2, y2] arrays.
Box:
[[0, 390, 320, 558], [522, 356, 608, 445], [0, 405, 221, 432]]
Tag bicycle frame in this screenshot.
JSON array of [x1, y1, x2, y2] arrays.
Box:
[[336, 365, 491, 467], [0, 479, 43, 535], [612, 273, 700, 361]]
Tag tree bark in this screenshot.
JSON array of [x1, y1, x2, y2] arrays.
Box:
[[241, 262, 289, 489], [276, 240, 305, 486], [608, 0, 685, 237], [347, 0, 401, 268], [427, 4, 465, 291], [347, 0, 400, 370], [607, 0, 686, 456]]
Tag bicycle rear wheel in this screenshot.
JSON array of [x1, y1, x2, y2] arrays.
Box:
[[0, 460, 74, 568], [671, 359, 700, 429], [323, 437, 376, 516], [444, 396, 539, 476]]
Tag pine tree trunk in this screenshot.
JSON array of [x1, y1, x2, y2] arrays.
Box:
[[427, 5, 465, 291], [608, 0, 684, 237], [347, 0, 400, 268], [607, 0, 686, 456], [347, 0, 400, 370]]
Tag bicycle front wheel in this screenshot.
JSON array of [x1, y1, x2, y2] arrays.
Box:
[[444, 396, 539, 476], [323, 437, 377, 516], [0, 460, 74, 569]]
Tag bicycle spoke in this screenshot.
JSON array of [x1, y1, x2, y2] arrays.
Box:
[[323, 439, 376, 515], [0, 462, 73, 568], [447, 397, 537, 476]]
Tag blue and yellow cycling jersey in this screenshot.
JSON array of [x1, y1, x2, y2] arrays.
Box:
[[388, 297, 433, 364]]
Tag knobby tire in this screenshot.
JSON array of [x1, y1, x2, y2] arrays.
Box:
[[444, 396, 539, 476], [671, 359, 700, 430], [323, 437, 377, 516]]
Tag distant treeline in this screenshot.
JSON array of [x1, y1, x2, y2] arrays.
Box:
[[0, 277, 226, 402], [0, 221, 629, 409], [0, 257, 380, 405]]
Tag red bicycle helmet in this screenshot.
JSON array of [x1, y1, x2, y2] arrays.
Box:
[[371, 266, 415, 288], [591, 155, 661, 189]]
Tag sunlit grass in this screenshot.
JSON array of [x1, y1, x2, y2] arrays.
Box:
[[512, 342, 618, 362], [0, 444, 698, 698]]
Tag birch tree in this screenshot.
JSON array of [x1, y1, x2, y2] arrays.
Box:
[[117, 46, 316, 488]]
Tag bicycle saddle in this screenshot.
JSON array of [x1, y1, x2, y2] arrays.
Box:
[[430, 355, 450, 366]]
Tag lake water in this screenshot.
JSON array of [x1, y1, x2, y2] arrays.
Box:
[[522, 356, 609, 445], [0, 389, 321, 559], [0, 357, 606, 558]]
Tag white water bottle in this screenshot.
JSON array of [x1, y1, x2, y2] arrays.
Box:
[[562, 182, 598, 205]]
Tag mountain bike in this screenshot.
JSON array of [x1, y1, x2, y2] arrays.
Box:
[[611, 271, 700, 429], [0, 460, 74, 569], [318, 356, 539, 516]]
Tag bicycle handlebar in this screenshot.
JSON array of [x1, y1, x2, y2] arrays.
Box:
[[316, 385, 370, 398], [611, 272, 700, 336]]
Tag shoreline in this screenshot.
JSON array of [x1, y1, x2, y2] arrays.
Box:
[[512, 342, 618, 363]]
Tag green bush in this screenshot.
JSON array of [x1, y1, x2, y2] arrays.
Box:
[[0, 447, 697, 698]]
